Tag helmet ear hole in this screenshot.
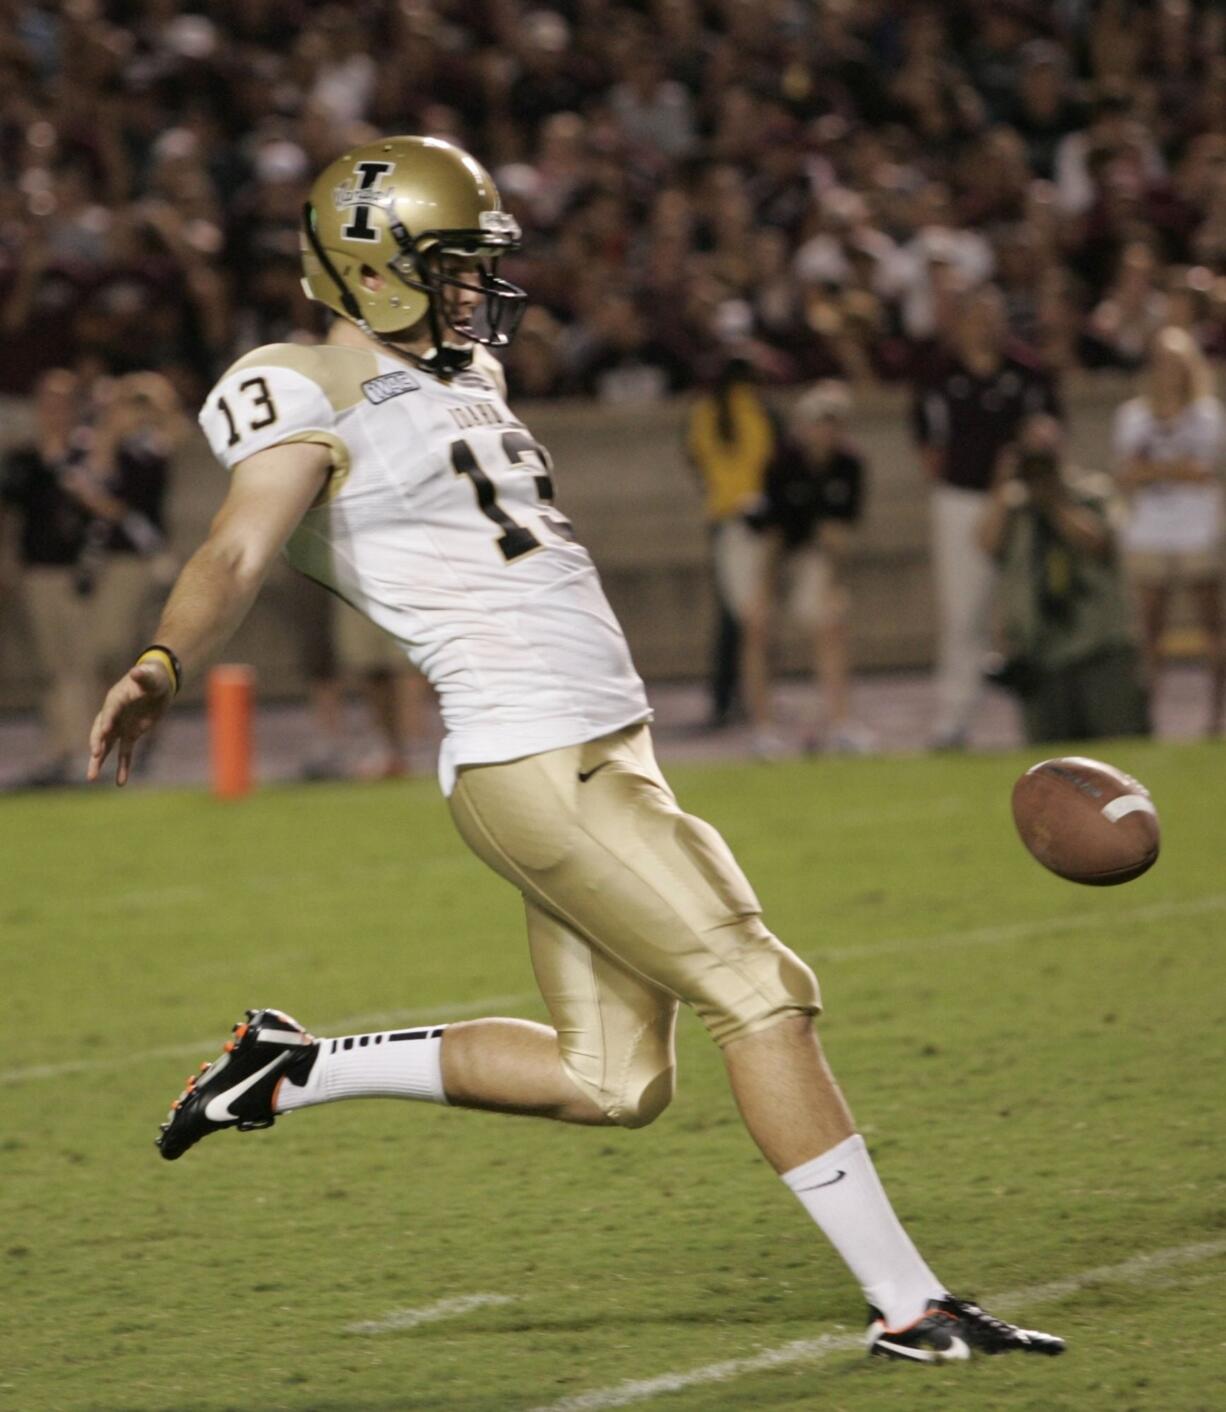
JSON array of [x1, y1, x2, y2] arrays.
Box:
[[359, 265, 382, 291]]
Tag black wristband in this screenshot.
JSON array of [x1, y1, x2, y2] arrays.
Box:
[[138, 643, 183, 694]]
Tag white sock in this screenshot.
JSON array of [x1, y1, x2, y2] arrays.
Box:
[[274, 1025, 449, 1111], [781, 1133, 946, 1328]]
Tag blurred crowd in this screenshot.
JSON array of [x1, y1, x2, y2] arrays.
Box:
[[3, 0, 1225, 785], [0, 366, 182, 784], [3, 0, 1226, 406], [0, 361, 427, 786], [688, 309, 1223, 754]]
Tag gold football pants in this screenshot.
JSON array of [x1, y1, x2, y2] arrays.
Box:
[[447, 725, 821, 1126]]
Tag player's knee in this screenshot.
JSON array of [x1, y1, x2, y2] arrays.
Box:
[[564, 1055, 675, 1129], [612, 1064, 675, 1129], [700, 928, 823, 1047]]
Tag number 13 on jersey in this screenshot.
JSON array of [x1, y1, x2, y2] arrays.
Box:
[[450, 430, 575, 562]]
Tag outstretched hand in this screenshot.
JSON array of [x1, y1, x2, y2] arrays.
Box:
[[87, 662, 175, 786]]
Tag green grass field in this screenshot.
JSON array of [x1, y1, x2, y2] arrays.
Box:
[[4, 742, 1225, 1412]]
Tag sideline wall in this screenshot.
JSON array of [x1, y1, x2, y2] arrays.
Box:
[[0, 374, 1146, 709]]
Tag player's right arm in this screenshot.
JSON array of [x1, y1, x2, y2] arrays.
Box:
[[87, 440, 329, 786]]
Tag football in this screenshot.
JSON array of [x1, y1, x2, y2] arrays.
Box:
[[1011, 756, 1160, 886]]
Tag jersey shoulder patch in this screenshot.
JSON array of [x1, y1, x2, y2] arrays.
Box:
[[223, 343, 381, 414]]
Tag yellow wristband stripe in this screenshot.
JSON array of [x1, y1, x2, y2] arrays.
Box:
[[136, 648, 180, 695]]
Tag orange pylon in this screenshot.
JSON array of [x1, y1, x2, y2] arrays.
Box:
[[208, 665, 255, 799]]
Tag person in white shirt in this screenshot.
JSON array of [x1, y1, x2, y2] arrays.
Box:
[[1113, 326, 1225, 735], [86, 136, 1063, 1365]]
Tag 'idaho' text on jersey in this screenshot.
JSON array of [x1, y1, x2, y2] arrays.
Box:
[[199, 343, 650, 791]]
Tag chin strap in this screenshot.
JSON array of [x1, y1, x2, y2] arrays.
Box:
[[361, 326, 474, 377]]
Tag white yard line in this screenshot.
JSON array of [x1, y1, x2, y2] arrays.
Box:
[[821, 892, 1226, 963], [8, 892, 1225, 1086], [0, 992, 536, 1086], [527, 1238, 1226, 1412], [345, 1293, 516, 1335], [989, 1237, 1226, 1310], [528, 1335, 863, 1412]]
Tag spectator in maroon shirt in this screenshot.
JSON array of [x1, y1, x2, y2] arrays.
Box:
[[912, 283, 1061, 749]]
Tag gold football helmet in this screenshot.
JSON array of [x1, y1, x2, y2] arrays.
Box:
[[301, 135, 525, 373]]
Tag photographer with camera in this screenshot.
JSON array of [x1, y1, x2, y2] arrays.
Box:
[[0, 369, 181, 789], [1, 370, 96, 786], [979, 414, 1149, 745]]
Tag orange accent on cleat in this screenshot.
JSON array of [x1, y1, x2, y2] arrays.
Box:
[[199, 1061, 211, 1072], [224, 1041, 235, 1052], [881, 1306, 959, 1336], [233, 1024, 249, 1040]]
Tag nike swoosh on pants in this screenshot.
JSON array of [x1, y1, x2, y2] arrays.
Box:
[[577, 761, 616, 783]]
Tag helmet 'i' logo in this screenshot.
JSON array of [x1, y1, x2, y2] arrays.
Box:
[[338, 160, 394, 242]]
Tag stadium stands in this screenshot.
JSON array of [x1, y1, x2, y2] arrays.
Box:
[[1, 0, 1224, 403]]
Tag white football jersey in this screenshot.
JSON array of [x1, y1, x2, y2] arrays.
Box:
[[199, 341, 650, 791]]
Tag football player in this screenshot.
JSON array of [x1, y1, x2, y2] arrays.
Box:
[[88, 137, 1063, 1364]]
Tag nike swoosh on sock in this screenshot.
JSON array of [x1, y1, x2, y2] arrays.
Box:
[[794, 1169, 846, 1193]]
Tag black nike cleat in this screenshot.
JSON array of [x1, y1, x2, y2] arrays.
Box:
[[156, 1008, 317, 1161], [867, 1295, 1066, 1363]]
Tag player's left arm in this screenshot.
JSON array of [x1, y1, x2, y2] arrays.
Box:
[[87, 441, 330, 785]]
